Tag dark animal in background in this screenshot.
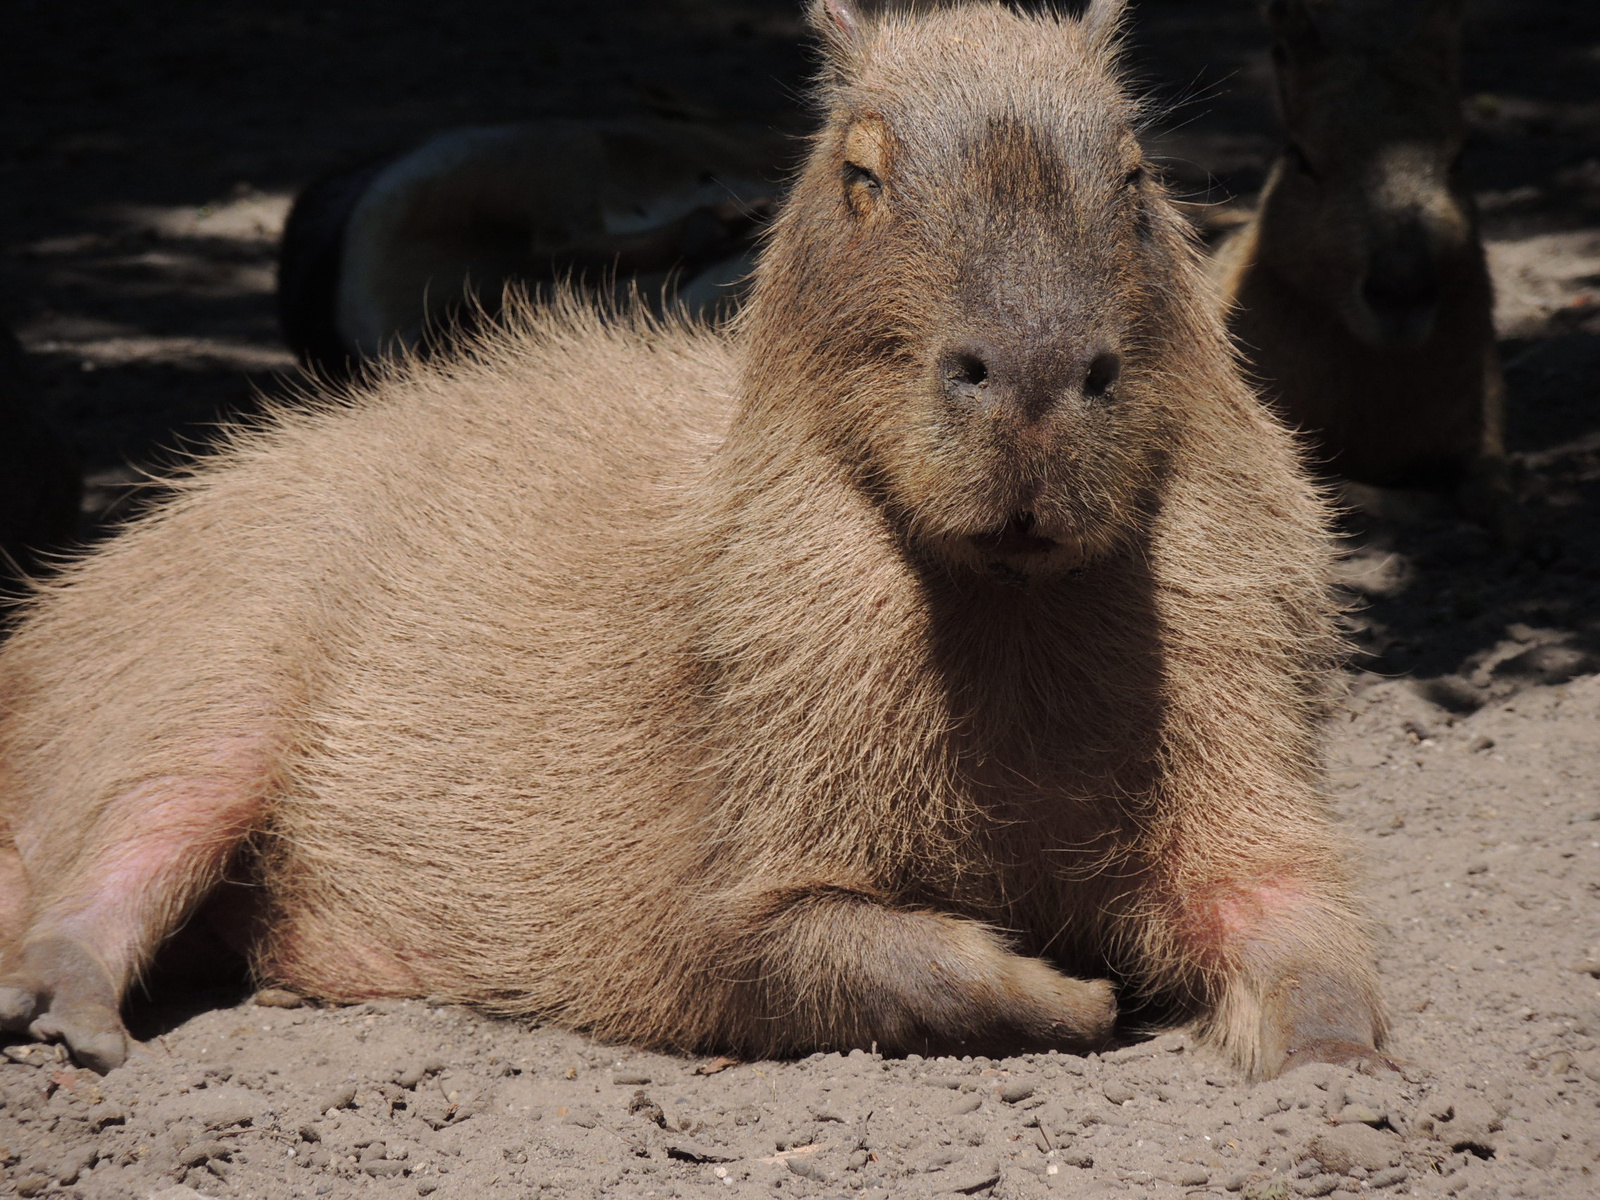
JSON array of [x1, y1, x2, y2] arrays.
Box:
[[277, 119, 783, 377], [0, 324, 80, 602], [0, 0, 1386, 1081], [1214, 0, 1505, 504]]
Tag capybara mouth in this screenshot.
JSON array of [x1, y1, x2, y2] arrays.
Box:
[[970, 511, 1058, 556]]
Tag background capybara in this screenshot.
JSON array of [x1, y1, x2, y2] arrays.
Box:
[[0, 323, 80, 602], [277, 118, 786, 378], [1213, 0, 1504, 497], [2, 0, 1384, 1081]]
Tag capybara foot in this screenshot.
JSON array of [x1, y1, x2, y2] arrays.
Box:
[[1280, 1037, 1401, 1078], [0, 936, 129, 1073], [976, 958, 1118, 1056], [759, 896, 1118, 1057]]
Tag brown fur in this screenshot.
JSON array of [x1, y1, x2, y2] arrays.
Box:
[[0, 0, 1384, 1081], [1214, 0, 1505, 493]]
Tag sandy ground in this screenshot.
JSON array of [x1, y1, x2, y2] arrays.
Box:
[[2, 1, 1599, 1198]]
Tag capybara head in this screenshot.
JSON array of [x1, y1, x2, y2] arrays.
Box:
[[745, 0, 1197, 583], [1261, 0, 1475, 349]]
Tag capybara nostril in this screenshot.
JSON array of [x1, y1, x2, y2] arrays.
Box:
[[1082, 351, 1122, 400], [940, 349, 991, 405], [1360, 268, 1441, 319]]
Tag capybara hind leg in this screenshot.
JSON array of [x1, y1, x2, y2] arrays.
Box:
[[717, 888, 1115, 1058], [0, 937, 124, 1072], [0, 774, 261, 1071]]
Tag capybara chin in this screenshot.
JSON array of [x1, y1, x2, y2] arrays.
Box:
[[0, 0, 1386, 1081]]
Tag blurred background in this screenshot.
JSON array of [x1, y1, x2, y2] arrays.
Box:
[[1, 0, 1597, 703]]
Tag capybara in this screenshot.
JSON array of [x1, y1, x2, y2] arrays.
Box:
[[1214, 0, 1505, 495], [0, 0, 1386, 1081], [277, 119, 782, 377], [0, 323, 80, 601]]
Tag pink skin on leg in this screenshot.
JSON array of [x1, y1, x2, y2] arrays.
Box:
[[1174, 875, 1389, 1078], [1, 754, 267, 1072], [40, 777, 263, 980]]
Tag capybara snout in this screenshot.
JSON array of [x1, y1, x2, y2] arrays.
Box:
[[760, 12, 1172, 580]]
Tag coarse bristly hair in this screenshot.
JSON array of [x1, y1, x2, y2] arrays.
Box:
[[0, 0, 1383, 1081]]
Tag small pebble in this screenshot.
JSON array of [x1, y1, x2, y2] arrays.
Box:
[[1294, 1173, 1340, 1197], [1368, 1167, 1408, 1189], [1335, 1104, 1383, 1126], [253, 986, 305, 1008], [395, 1059, 445, 1088], [1470, 735, 1495, 752], [628, 1090, 667, 1127], [1223, 1173, 1249, 1192], [786, 1156, 827, 1182], [416, 1185, 438, 1197], [177, 1140, 230, 1168], [1175, 1166, 1210, 1186], [315, 1082, 358, 1113], [14, 1179, 50, 1199], [54, 1145, 97, 1185], [364, 1160, 408, 1177], [1102, 1082, 1135, 1105], [997, 1080, 1035, 1104], [950, 1094, 983, 1115]]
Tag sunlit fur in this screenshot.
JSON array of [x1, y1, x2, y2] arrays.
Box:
[[0, 0, 1381, 1080], [1214, 0, 1504, 491]]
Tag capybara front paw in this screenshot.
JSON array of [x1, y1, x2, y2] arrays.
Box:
[[0, 936, 130, 1073], [1280, 1037, 1400, 1079], [994, 962, 1118, 1053]]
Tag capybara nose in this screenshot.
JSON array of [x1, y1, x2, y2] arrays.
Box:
[[1360, 224, 1442, 347], [939, 342, 1122, 418]]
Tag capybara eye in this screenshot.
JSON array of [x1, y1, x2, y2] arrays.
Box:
[[942, 351, 989, 401], [843, 160, 882, 192], [1124, 163, 1144, 189], [1083, 352, 1122, 399]]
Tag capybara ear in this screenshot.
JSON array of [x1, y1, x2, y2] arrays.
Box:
[[808, 0, 868, 67], [1079, 0, 1130, 50]]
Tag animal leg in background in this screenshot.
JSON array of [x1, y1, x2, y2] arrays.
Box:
[[709, 886, 1116, 1058], [0, 735, 268, 1071]]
